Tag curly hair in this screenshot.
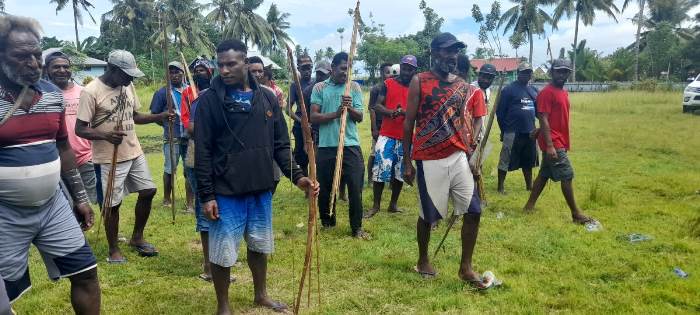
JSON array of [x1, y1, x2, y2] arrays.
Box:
[[0, 15, 42, 52]]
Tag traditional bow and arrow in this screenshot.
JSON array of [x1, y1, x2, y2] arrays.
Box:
[[159, 7, 177, 225], [328, 0, 362, 216], [433, 72, 506, 259]]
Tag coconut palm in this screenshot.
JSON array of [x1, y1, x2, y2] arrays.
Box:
[[203, 0, 233, 33], [622, 0, 646, 81], [49, 0, 97, 51], [0, 0, 6, 13], [103, 0, 154, 51], [648, 0, 699, 26], [553, 0, 620, 82], [499, 0, 555, 64], [154, 0, 213, 53], [266, 3, 291, 53], [223, 0, 273, 49]]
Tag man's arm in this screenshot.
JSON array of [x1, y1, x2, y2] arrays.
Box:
[[372, 83, 394, 116], [402, 75, 421, 185], [150, 89, 166, 126], [537, 112, 556, 160], [287, 84, 302, 123], [133, 109, 170, 125], [496, 86, 509, 131], [75, 120, 125, 144], [271, 97, 304, 185], [57, 139, 94, 230], [194, 98, 216, 203]]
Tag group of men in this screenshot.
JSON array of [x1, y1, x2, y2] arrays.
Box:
[[0, 13, 594, 315]]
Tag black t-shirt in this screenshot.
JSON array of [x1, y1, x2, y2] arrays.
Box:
[[290, 78, 313, 129]]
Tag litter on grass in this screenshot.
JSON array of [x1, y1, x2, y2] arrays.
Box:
[[496, 212, 504, 220], [585, 220, 603, 232], [674, 267, 689, 278], [482, 271, 503, 288], [620, 233, 653, 243]]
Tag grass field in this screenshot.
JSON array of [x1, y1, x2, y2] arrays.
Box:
[[14, 90, 700, 314]]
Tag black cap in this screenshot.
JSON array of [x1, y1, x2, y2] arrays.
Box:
[[551, 59, 572, 71], [431, 32, 466, 50], [479, 64, 497, 75]]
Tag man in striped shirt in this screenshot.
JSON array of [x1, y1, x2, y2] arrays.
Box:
[[0, 15, 100, 313]]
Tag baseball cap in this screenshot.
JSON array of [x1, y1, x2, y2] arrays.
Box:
[[430, 32, 466, 50], [479, 64, 497, 75], [314, 60, 331, 74], [108, 50, 144, 78], [551, 59, 572, 71], [517, 62, 533, 72], [168, 61, 185, 72], [400, 55, 418, 68]]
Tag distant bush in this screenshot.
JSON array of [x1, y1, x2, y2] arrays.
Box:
[[82, 76, 94, 85], [631, 79, 658, 92]]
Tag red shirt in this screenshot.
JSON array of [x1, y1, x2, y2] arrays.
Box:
[[412, 72, 482, 161], [379, 78, 409, 139], [537, 84, 570, 151], [180, 86, 199, 129]]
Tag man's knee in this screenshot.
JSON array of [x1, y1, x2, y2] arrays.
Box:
[[139, 188, 157, 198], [69, 267, 99, 285]]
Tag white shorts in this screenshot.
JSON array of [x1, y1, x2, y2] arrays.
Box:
[[96, 155, 156, 207], [415, 151, 477, 224]]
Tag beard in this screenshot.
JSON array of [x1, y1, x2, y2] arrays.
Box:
[[434, 58, 456, 74], [2, 61, 40, 86]]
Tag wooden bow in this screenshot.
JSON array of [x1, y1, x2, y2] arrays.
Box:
[[328, 0, 361, 216], [160, 8, 177, 224]]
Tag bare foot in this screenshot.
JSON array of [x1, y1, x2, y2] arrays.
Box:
[[415, 260, 436, 278], [572, 213, 594, 225], [387, 206, 404, 213], [363, 207, 380, 218], [108, 249, 124, 261], [458, 269, 481, 283], [255, 297, 289, 313]]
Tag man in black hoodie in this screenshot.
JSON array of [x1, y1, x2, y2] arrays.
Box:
[[195, 39, 318, 314]]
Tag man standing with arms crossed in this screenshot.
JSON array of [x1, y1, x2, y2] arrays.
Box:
[[403, 33, 489, 287], [364, 55, 417, 218], [523, 59, 593, 224]]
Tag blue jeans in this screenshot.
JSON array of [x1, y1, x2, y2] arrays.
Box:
[[163, 140, 188, 175]]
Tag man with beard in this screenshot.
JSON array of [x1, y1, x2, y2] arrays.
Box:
[[364, 55, 417, 218], [403, 33, 490, 288], [0, 15, 100, 313], [288, 54, 314, 174], [496, 62, 538, 194], [523, 59, 594, 225], [150, 61, 193, 211], [311, 52, 370, 239], [368, 62, 393, 185], [44, 51, 98, 205], [195, 39, 318, 314], [77, 50, 172, 262]]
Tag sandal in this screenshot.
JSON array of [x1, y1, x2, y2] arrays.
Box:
[[256, 300, 289, 313], [198, 273, 235, 283], [106, 257, 127, 264], [130, 242, 159, 257], [414, 265, 437, 279]]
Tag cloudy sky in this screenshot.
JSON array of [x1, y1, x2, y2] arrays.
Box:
[[4, 0, 698, 66]]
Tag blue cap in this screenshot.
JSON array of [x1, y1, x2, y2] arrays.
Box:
[[400, 55, 418, 68]]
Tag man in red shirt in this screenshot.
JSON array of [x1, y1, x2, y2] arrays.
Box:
[[523, 59, 593, 224], [403, 33, 490, 288], [364, 55, 417, 218]]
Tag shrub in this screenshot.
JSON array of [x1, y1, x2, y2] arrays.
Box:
[[82, 76, 94, 85], [631, 79, 658, 92]]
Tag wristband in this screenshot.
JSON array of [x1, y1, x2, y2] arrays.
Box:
[[62, 168, 90, 205]]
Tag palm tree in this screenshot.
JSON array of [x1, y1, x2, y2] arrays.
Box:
[[266, 3, 291, 53], [337, 27, 345, 51], [50, 0, 97, 51], [103, 0, 154, 51], [203, 0, 233, 33], [500, 0, 555, 64], [623, 0, 646, 81], [0, 0, 6, 13], [223, 0, 273, 49], [152, 0, 213, 53], [553, 0, 619, 82], [648, 0, 699, 26]]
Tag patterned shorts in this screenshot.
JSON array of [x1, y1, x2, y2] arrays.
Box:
[[372, 135, 404, 183]]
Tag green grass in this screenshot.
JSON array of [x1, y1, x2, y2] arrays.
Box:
[[14, 90, 700, 314]]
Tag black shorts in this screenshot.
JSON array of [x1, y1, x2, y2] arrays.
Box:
[[539, 149, 574, 182], [498, 132, 539, 171]]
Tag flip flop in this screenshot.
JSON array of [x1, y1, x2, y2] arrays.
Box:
[[257, 300, 289, 313], [105, 257, 127, 264], [414, 265, 437, 279], [130, 242, 159, 257]]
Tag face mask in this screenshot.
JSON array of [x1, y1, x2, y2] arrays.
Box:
[[434, 58, 455, 74], [194, 74, 210, 90]]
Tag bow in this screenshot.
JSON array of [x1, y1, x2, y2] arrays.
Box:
[[159, 8, 177, 224]]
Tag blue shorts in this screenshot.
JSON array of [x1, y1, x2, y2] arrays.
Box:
[[163, 140, 188, 175], [185, 167, 209, 232], [372, 135, 404, 183], [208, 191, 274, 267]]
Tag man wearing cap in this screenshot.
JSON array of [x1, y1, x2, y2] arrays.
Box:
[[364, 55, 417, 218], [44, 51, 98, 205], [403, 33, 489, 287], [150, 61, 194, 211], [368, 62, 394, 185], [0, 15, 100, 312], [293, 60, 331, 175], [523, 59, 593, 225], [496, 62, 539, 194], [288, 55, 316, 174], [76, 50, 173, 262]]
